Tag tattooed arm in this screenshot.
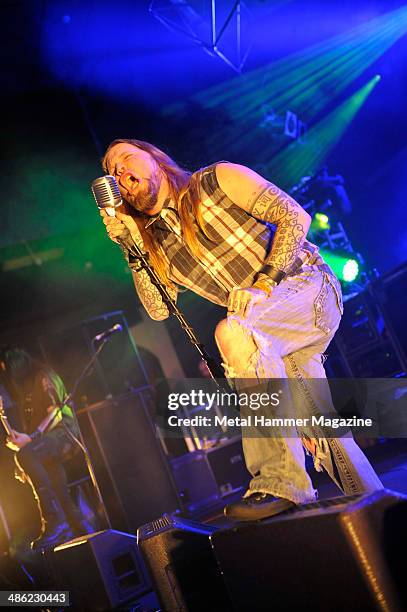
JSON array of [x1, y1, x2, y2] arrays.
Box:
[[126, 226, 178, 321], [101, 208, 176, 321], [216, 163, 311, 272], [131, 268, 177, 321]]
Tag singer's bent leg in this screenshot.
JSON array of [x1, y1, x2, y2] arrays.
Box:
[[214, 315, 316, 504]]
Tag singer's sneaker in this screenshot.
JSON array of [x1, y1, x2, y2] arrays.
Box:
[[224, 492, 295, 521]]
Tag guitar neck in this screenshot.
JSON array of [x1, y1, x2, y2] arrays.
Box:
[[0, 397, 12, 437]]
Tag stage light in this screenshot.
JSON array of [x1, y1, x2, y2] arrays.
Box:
[[232, 5, 404, 121], [374, 74, 382, 81], [343, 258, 360, 282], [313, 213, 330, 231], [271, 75, 381, 185], [316, 213, 329, 224], [320, 249, 360, 282], [164, 5, 407, 161]]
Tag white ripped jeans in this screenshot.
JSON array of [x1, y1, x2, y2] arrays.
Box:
[[215, 266, 383, 504]]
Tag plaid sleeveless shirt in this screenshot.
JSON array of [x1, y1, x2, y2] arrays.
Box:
[[146, 163, 327, 306]]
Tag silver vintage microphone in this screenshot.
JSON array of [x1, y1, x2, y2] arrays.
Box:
[[91, 175, 136, 254], [91, 175, 122, 216]]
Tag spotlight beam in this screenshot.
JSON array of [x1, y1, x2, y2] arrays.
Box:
[[270, 76, 381, 186]]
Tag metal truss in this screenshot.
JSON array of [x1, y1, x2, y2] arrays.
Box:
[[311, 220, 368, 296], [315, 220, 355, 254], [149, 0, 252, 73]]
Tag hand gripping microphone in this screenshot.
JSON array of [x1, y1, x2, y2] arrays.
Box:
[[91, 175, 137, 255]]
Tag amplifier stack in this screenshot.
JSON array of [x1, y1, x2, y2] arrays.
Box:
[[326, 262, 407, 377], [171, 437, 251, 517]]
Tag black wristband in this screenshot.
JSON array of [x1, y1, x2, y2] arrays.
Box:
[[258, 264, 286, 285], [30, 428, 42, 441]]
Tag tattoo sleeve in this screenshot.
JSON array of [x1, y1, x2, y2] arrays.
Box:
[[249, 183, 307, 271], [132, 268, 177, 321], [120, 231, 177, 321]]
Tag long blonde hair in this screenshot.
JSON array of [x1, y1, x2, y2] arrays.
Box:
[[102, 139, 212, 286]]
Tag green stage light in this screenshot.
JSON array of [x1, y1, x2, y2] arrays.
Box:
[[320, 249, 360, 282], [343, 258, 360, 282], [270, 75, 380, 186], [312, 213, 330, 231]]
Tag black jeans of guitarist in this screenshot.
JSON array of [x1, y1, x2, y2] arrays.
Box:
[[17, 424, 84, 531]]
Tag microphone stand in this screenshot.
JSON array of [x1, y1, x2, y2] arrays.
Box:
[[53, 338, 113, 530], [125, 237, 227, 382]]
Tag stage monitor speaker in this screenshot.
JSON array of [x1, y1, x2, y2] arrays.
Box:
[[77, 390, 181, 533], [210, 490, 407, 612], [137, 514, 232, 612], [54, 529, 149, 611]]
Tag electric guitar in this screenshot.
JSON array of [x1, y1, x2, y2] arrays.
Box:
[[0, 396, 29, 484], [0, 395, 13, 437]]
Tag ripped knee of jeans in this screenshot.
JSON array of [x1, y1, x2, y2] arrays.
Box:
[[215, 315, 261, 378]]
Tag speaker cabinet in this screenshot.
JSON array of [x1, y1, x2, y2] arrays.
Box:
[[77, 391, 181, 533], [54, 530, 149, 611], [210, 490, 407, 611], [171, 451, 220, 514], [206, 437, 251, 497], [138, 515, 232, 612], [371, 262, 407, 369], [328, 264, 407, 377]]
